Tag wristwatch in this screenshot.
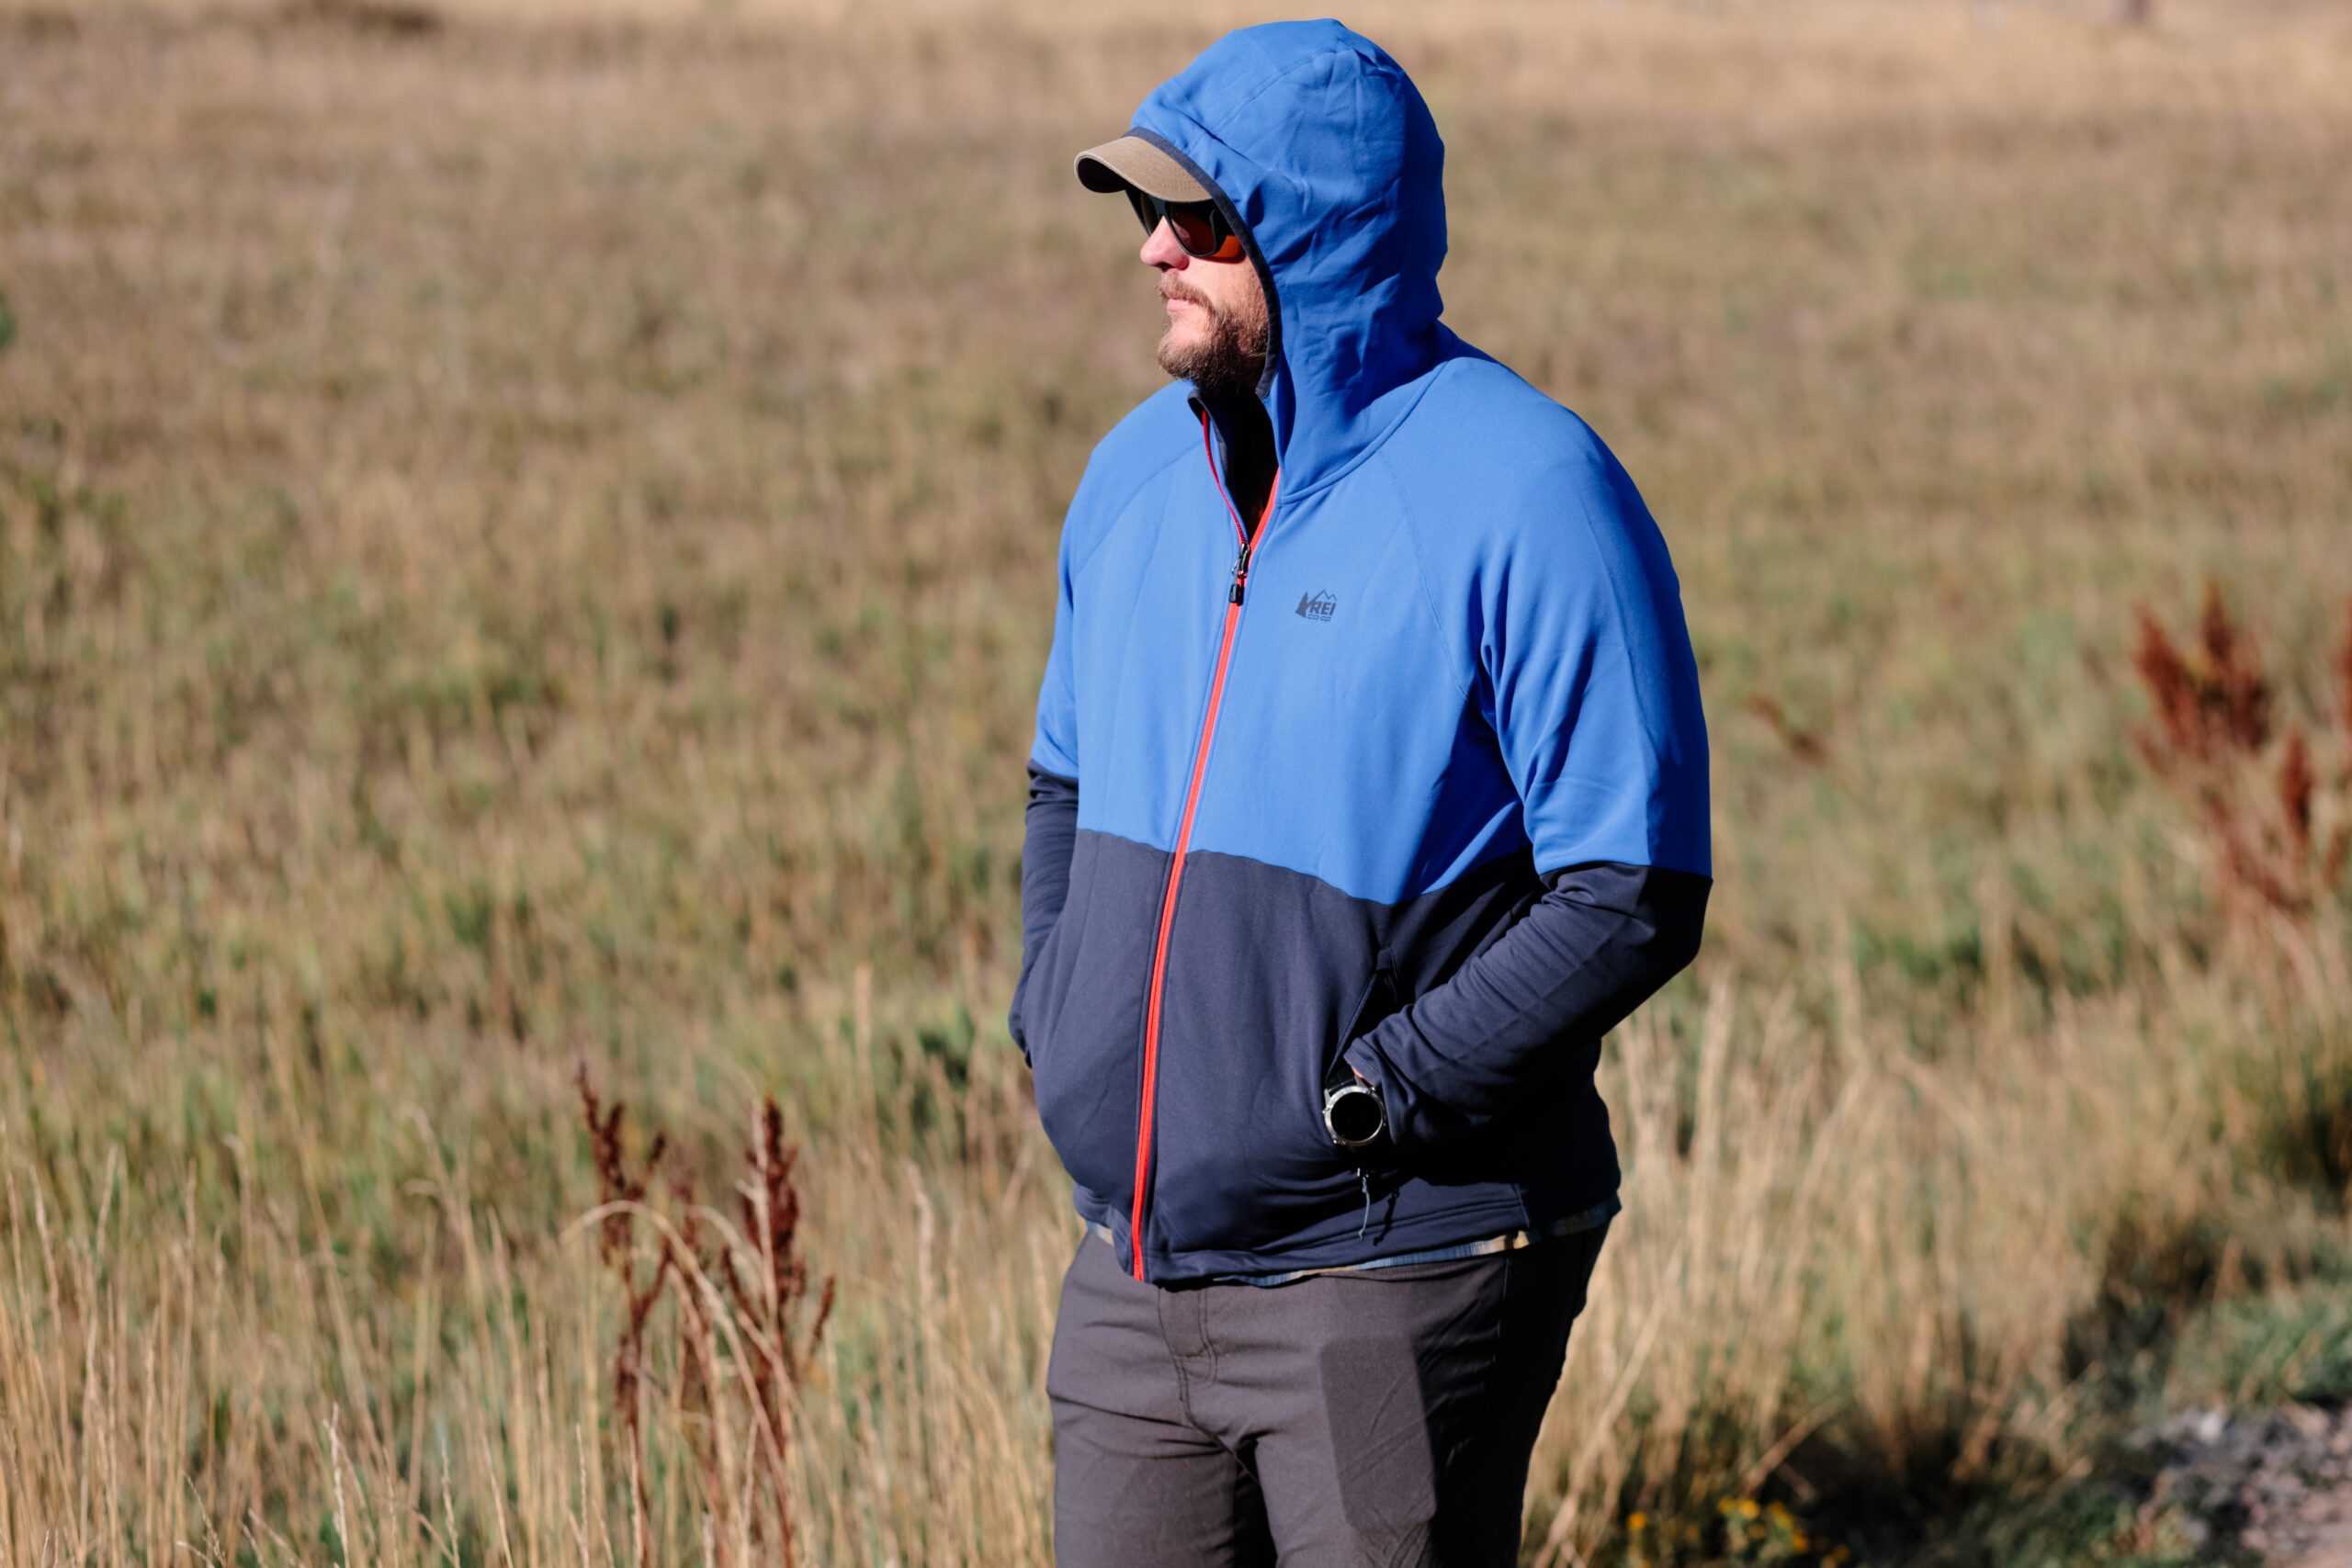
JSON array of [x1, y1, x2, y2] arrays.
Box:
[[1321, 1072, 1387, 1150]]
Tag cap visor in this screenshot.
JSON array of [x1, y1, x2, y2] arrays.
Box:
[[1073, 135, 1211, 202]]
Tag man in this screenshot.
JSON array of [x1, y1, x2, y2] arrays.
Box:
[[1010, 22, 1711, 1566]]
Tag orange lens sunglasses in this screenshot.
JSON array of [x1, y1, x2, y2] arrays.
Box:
[[1127, 188, 1244, 261]]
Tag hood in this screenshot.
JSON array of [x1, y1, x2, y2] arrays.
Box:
[[1128, 21, 1459, 498]]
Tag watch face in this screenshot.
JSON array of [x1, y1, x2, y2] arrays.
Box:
[[1325, 1083, 1385, 1147]]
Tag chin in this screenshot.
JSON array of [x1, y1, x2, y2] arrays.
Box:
[[1160, 324, 1213, 366]]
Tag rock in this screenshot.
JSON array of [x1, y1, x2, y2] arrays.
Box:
[[2131, 1403, 2352, 1564]]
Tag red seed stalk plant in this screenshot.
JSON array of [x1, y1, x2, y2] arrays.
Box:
[[578, 1065, 834, 1567], [2132, 581, 2352, 919]]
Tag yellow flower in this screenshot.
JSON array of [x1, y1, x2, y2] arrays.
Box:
[[1627, 1513, 1648, 1532], [1738, 1498, 1761, 1520]]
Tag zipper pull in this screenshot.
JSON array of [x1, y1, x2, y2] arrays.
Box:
[[1229, 544, 1252, 605]]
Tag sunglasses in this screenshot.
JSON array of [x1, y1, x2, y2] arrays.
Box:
[[1125, 188, 1245, 262]]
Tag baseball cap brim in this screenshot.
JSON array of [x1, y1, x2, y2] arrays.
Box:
[[1073, 135, 1212, 203]]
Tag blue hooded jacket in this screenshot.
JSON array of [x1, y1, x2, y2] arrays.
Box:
[[1012, 22, 1712, 1285]]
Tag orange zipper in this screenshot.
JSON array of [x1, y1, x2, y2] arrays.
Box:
[[1125, 417, 1278, 1281]]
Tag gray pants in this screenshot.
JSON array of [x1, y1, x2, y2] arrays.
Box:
[[1046, 1225, 1607, 1568]]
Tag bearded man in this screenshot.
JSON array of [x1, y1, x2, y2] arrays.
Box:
[[1009, 22, 1713, 1566]]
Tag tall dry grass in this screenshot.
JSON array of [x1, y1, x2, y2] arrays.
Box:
[[3, 0, 2351, 1562]]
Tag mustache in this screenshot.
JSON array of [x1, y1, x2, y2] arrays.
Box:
[[1159, 276, 1218, 313]]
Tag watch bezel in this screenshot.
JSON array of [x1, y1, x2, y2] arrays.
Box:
[[1321, 1078, 1387, 1149]]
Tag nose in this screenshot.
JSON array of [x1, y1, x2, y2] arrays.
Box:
[[1139, 217, 1190, 270]]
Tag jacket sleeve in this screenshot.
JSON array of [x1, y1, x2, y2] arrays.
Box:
[[1344, 862, 1707, 1150], [1008, 766, 1079, 1060], [1343, 423, 1712, 1149], [1010, 512, 1084, 1060]]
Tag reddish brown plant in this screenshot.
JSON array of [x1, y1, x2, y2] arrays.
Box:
[[2279, 728, 2316, 851], [2336, 593, 2352, 739], [575, 1066, 829, 1565], [2132, 581, 2350, 919], [577, 1065, 673, 1559], [1741, 691, 1829, 766], [2132, 581, 2271, 768], [2199, 581, 2273, 751]]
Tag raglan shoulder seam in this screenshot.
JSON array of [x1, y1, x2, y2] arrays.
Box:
[[1066, 438, 1194, 586], [1366, 442, 1476, 710], [1550, 429, 1675, 774]]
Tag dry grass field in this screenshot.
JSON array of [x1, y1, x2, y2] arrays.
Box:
[[4, 0, 2352, 1561]]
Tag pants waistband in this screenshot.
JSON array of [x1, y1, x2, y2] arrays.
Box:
[[1090, 1195, 1620, 1288]]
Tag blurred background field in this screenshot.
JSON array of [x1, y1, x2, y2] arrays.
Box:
[[4, 0, 2352, 1562]]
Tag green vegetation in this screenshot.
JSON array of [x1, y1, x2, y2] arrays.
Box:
[[2, 0, 2349, 1561]]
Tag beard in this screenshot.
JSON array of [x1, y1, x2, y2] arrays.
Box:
[[1157, 275, 1269, 400]]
